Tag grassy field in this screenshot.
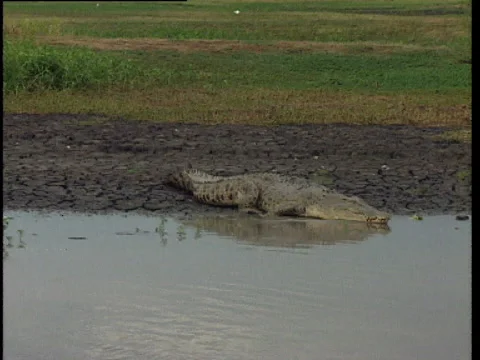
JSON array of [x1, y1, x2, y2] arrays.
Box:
[[3, 0, 471, 128]]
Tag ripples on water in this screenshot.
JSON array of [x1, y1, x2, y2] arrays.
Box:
[[3, 212, 471, 360]]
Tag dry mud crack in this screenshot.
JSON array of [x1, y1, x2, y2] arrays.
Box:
[[3, 113, 471, 217]]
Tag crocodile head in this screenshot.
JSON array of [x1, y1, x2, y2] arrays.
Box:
[[304, 193, 391, 224]]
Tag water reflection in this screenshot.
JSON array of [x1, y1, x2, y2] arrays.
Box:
[[3, 212, 470, 360], [184, 216, 390, 248]]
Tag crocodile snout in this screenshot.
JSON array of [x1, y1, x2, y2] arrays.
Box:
[[366, 216, 390, 224]]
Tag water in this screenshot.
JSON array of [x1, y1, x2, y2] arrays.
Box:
[[3, 211, 471, 360]]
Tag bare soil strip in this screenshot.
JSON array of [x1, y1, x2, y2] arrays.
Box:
[[36, 36, 447, 54], [3, 114, 471, 217]]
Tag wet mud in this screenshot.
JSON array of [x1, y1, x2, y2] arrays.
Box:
[[3, 113, 471, 217]]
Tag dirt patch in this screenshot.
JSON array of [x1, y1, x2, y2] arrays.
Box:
[[36, 36, 446, 55], [3, 113, 471, 216]]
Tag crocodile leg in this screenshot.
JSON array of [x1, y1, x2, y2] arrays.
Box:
[[239, 207, 266, 217], [271, 203, 307, 217]]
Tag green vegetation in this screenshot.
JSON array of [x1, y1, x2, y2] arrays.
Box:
[[4, 39, 140, 93], [3, 216, 11, 258], [433, 129, 472, 143], [455, 168, 471, 182], [3, 0, 471, 127], [59, 15, 467, 46], [3, 216, 26, 259], [3, 0, 471, 16]]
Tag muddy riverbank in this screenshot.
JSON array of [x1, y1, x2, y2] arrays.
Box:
[[3, 113, 471, 216]]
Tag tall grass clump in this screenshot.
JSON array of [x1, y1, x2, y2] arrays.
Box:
[[3, 39, 140, 93], [3, 17, 64, 38]]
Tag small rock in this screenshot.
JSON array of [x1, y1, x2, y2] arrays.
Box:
[[455, 215, 470, 221]]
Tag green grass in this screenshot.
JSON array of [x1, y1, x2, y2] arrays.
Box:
[[59, 16, 467, 46], [2, 0, 471, 127], [3, 39, 141, 92], [4, 41, 469, 93], [3, 0, 470, 15], [4, 1, 470, 47], [126, 50, 470, 91], [3, 1, 203, 15]]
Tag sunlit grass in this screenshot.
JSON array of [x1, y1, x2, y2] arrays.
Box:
[[3, 0, 471, 127], [4, 87, 471, 127]]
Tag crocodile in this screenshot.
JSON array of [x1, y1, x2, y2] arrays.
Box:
[[166, 169, 391, 224]]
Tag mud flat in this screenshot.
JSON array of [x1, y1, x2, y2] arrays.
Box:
[[3, 113, 471, 216]]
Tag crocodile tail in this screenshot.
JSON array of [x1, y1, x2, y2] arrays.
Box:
[[165, 168, 222, 192], [165, 171, 196, 193], [184, 169, 222, 183]]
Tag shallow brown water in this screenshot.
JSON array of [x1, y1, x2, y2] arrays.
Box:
[[3, 211, 471, 360]]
